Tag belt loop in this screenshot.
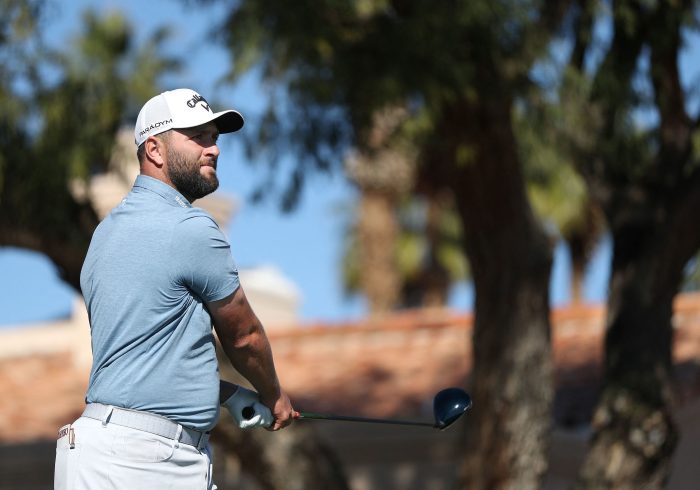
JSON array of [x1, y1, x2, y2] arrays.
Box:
[[68, 428, 76, 449], [174, 424, 183, 449], [101, 405, 114, 426], [198, 432, 209, 451]]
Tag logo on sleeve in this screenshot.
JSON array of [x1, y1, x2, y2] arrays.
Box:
[[187, 94, 211, 112]]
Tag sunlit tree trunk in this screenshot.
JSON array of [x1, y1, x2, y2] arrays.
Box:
[[577, 171, 700, 487], [577, 241, 679, 488], [346, 107, 415, 315], [354, 187, 401, 312]]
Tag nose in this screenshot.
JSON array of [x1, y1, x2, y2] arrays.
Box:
[[204, 141, 220, 158]]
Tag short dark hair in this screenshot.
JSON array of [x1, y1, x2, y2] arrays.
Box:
[[136, 131, 171, 164], [136, 142, 146, 163]]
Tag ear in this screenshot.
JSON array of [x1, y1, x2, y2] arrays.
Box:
[[144, 136, 166, 168]]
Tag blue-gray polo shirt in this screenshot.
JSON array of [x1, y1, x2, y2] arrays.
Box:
[[80, 175, 240, 431]]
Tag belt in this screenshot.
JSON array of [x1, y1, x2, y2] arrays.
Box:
[[82, 403, 210, 449]]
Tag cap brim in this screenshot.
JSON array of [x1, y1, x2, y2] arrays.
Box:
[[212, 110, 244, 133]]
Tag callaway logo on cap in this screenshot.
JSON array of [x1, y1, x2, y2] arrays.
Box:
[[134, 88, 244, 146]]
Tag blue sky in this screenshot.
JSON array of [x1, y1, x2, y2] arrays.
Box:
[[1, 0, 695, 327], [0, 0, 369, 326]]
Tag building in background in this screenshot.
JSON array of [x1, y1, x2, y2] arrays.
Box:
[[2, 293, 700, 489]]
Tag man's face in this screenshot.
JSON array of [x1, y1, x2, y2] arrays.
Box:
[[164, 122, 221, 201]]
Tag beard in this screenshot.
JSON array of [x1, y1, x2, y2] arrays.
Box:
[[166, 147, 219, 201]]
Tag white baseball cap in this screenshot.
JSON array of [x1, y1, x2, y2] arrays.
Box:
[[134, 88, 244, 146]]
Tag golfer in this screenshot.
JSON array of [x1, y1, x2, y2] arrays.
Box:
[[55, 88, 296, 490]]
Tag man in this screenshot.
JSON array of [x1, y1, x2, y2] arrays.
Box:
[[55, 88, 296, 490]]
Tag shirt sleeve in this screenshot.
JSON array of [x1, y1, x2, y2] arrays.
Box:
[[169, 211, 240, 302]]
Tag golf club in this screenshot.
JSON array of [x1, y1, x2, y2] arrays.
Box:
[[243, 387, 472, 431]]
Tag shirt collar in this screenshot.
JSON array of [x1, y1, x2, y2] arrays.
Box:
[[133, 175, 192, 209]]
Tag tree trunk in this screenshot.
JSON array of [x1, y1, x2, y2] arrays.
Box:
[[577, 171, 700, 487], [426, 94, 554, 489], [356, 188, 401, 313], [0, 122, 100, 290], [576, 262, 678, 488], [460, 228, 553, 490], [575, 1, 700, 485], [211, 418, 349, 490], [345, 107, 415, 315], [0, 223, 98, 291], [216, 353, 350, 489], [421, 192, 451, 308], [0, 201, 99, 291]]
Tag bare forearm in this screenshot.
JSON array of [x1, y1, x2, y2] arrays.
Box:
[[220, 324, 281, 404], [210, 287, 295, 430]]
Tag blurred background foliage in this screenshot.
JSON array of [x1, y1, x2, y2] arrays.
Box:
[[0, 3, 178, 287], [2, 0, 700, 488]]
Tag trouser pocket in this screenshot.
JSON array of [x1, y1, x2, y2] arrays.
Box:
[[55, 424, 81, 490], [111, 427, 177, 463]]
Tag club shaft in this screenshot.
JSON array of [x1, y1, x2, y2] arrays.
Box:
[[298, 411, 434, 427]]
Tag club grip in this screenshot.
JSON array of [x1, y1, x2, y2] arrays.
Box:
[[242, 405, 256, 420]]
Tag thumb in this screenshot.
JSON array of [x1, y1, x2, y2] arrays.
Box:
[[254, 402, 273, 427]]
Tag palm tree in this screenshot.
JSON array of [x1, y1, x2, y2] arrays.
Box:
[[515, 98, 605, 304], [344, 106, 415, 314]]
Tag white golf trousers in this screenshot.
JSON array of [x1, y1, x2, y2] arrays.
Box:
[[54, 416, 217, 490]]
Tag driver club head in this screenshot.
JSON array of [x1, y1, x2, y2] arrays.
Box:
[[433, 387, 472, 430]]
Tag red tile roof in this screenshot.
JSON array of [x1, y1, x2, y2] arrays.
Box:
[[0, 353, 87, 442], [2, 293, 700, 443]]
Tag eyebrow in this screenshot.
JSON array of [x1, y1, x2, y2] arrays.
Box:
[[181, 125, 219, 137]]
